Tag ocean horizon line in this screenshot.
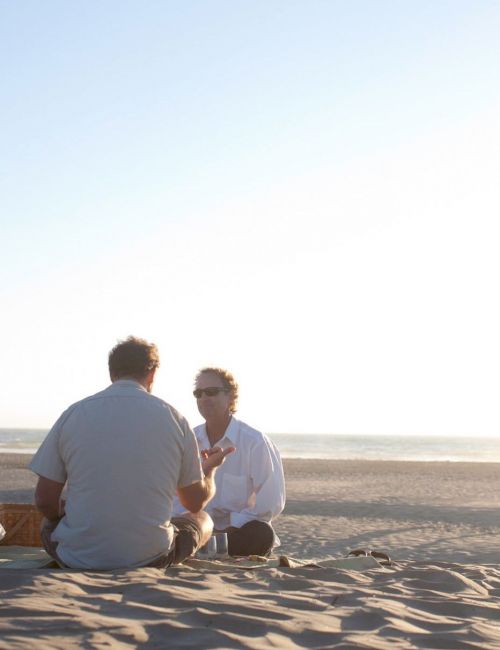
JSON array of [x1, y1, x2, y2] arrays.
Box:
[[1, 448, 499, 464], [1, 429, 500, 463], [1, 427, 498, 438]]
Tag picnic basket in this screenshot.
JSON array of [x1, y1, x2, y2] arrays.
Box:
[[0, 503, 43, 547]]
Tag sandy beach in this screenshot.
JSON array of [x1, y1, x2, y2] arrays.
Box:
[[1, 453, 500, 648]]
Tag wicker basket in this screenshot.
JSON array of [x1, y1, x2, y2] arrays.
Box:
[[0, 503, 44, 547]]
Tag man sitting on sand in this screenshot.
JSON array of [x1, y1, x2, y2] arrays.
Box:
[[176, 367, 285, 557], [29, 336, 233, 570]]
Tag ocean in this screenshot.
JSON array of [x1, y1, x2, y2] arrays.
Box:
[[1, 428, 499, 462]]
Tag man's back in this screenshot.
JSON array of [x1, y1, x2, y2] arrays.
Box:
[[30, 379, 202, 569]]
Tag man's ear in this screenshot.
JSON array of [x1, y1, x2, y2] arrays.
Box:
[[145, 368, 156, 392]]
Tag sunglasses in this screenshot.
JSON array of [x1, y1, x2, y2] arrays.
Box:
[[193, 387, 230, 399]]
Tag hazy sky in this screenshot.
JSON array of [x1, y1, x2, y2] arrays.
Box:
[[1, 1, 499, 435]]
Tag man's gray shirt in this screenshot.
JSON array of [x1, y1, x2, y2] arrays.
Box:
[[30, 380, 203, 569]]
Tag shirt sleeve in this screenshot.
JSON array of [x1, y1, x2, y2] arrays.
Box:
[[177, 417, 204, 488], [28, 410, 69, 484], [230, 435, 286, 528]]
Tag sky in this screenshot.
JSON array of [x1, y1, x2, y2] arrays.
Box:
[[1, 1, 499, 436]]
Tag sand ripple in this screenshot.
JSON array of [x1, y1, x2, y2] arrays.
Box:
[[1, 562, 500, 649]]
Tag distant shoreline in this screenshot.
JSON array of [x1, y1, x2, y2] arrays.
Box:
[[3, 430, 500, 463], [0, 429, 500, 463], [2, 448, 500, 463]]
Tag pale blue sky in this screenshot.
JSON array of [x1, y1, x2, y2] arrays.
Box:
[[1, 1, 499, 435]]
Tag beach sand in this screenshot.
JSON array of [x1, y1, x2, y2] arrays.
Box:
[[1, 454, 499, 648]]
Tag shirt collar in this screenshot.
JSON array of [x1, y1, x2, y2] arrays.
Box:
[[109, 379, 148, 392], [223, 416, 240, 445], [200, 416, 240, 447]]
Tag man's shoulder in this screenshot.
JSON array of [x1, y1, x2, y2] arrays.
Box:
[[127, 391, 188, 426], [68, 384, 122, 408], [71, 386, 184, 422], [234, 419, 283, 458], [234, 418, 269, 444], [78, 384, 162, 405]]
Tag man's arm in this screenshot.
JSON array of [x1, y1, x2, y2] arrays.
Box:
[[177, 446, 234, 513], [34, 476, 65, 522]]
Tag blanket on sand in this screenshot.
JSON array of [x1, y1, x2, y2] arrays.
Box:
[[0, 545, 382, 571]]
